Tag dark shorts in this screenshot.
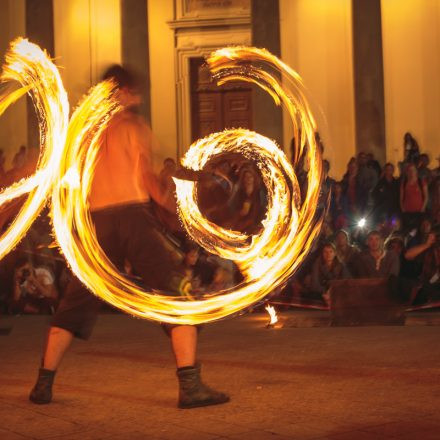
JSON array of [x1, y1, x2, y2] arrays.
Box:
[[51, 203, 183, 339]]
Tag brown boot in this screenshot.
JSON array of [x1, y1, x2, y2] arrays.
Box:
[[176, 364, 229, 409], [29, 368, 55, 404]]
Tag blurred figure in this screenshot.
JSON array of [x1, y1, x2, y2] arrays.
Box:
[[10, 259, 58, 315]]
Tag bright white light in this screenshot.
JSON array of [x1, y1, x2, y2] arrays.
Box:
[[358, 218, 366, 228]]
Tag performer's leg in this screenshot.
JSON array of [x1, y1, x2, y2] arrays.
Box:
[[42, 326, 74, 370], [29, 327, 73, 404], [170, 325, 197, 368]]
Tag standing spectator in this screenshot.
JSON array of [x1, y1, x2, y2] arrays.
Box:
[[356, 152, 379, 215], [329, 181, 348, 229], [417, 154, 432, 184], [400, 163, 428, 231], [352, 231, 400, 278], [317, 159, 335, 213], [342, 158, 360, 221], [433, 155, 440, 180], [367, 152, 382, 179], [372, 163, 400, 223], [403, 132, 420, 164]]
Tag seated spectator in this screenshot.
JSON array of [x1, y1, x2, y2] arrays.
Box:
[[352, 230, 399, 278], [405, 217, 434, 273], [404, 227, 440, 305], [310, 243, 350, 304], [9, 259, 58, 314], [334, 229, 358, 274], [400, 163, 428, 231], [385, 233, 405, 259]]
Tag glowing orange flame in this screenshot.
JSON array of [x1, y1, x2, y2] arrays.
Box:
[[265, 305, 278, 325], [0, 41, 323, 325]]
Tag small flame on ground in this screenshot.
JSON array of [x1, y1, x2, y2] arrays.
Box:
[[265, 304, 278, 325]]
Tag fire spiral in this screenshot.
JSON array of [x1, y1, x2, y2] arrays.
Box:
[[0, 40, 323, 325]]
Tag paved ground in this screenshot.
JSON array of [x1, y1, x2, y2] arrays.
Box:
[[1, 311, 440, 440]]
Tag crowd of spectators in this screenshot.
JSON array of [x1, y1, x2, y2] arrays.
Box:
[[285, 132, 440, 308], [1, 132, 439, 314]]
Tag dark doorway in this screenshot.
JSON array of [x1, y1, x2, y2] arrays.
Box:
[[190, 57, 253, 142]]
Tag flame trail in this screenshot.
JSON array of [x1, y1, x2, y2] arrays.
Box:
[[0, 39, 69, 260], [0, 42, 323, 325], [265, 305, 279, 325]]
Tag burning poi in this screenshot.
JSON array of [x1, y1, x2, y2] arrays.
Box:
[[0, 39, 323, 325]]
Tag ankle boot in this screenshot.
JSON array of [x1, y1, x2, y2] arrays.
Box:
[[29, 368, 56, 404], [176, 364, 229, 409]]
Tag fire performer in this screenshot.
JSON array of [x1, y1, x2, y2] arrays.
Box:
[[29, 65, 229, 409]]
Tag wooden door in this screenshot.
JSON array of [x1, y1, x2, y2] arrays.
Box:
[[190, 57, 252, 142]]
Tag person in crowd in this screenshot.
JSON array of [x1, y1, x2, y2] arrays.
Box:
[[403, 217, 434, 279], [9, 258, 58, 315], [356, 151, 379, 215], [417, 153, 432, 184], [310, 243, 350, 304], [341, 157, 360, 222], [352, 230, 400, 278], [433, 155, 440, 180], [329, 181, 348, 229], [404, 226, 440, 305], [429, 177, 440, 220], [367, 152, 382, 179], [385, 233, 405, 259], [12, 144, 27, 170], [400, 163, 428, 231], [159, 157, 176, 188], [333, 229, 358, 275], [0, 148, 5, 176], [372, 163, 400, 224], [230, 167, 265, 234], [28, 65, 229, 409], [317, 159, 335, 213], [403, 132, 420, 164]]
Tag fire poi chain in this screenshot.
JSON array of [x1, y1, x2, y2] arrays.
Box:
[[0, 39, 323, 325]]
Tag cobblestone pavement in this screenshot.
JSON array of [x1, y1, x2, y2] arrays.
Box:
[[1, 312, 439, 439]]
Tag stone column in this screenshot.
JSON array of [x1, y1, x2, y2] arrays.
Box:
[[25, 0, 54, 149], [121, 0, 151, 123], [352, 0, 386, 163], [251, 0, 283, 147]]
